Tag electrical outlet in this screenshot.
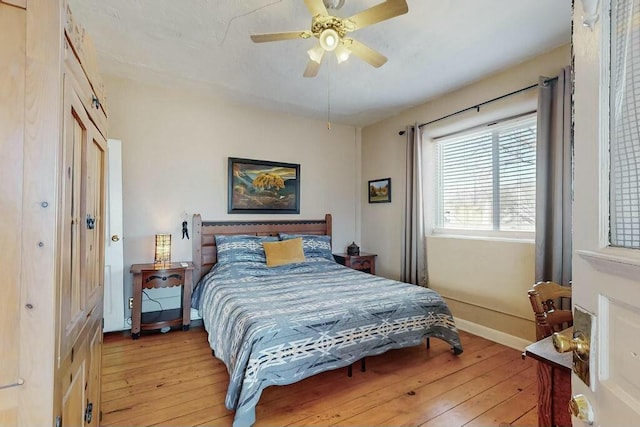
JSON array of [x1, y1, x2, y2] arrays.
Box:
[[128, 297, 133, 309]]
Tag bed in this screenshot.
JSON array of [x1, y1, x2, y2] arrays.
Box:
[[191, 214, 463, 427]]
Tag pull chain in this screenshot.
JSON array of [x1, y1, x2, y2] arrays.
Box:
[[327, 54, 332, 130]]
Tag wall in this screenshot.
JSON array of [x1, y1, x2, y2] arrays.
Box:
[[361, 45, 570, 344], [105, 75, 360, 317]]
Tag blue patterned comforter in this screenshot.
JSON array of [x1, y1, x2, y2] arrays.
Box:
[[192, 258, 462, 427]]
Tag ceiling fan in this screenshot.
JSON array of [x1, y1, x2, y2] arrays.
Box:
[[250, 0, 409, 78]]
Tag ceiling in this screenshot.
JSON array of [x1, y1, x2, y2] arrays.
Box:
[[68, 0, 572, 127]]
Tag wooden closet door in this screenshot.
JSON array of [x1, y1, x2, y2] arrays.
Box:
[[58, 73, 90, 361], [60, 343, 87, 427], [85, 322, 102, 426], [82, 123, 106, 316]]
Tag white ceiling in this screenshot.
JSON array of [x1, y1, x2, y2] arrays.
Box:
[[68, 0, 572, 127]]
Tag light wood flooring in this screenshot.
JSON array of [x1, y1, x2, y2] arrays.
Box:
[[101, 327, 538, 426]]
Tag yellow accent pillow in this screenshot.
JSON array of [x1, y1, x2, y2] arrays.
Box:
[[263, 238, 306, 267]]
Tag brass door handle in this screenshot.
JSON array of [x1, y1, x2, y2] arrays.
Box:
[[553, 331, 590, 360], [569, 394, 594, 424], [111, 235, 120, 242]]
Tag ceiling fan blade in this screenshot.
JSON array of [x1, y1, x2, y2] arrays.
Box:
[[344, 38, 387, 68], [303, 52, 324, 78], [250, 31, 311, 43], [304, 0, 328, 16], [346, 0, 408, 30]]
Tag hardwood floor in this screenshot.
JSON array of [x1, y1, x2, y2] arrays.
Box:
[[101, 327, 537, 426]]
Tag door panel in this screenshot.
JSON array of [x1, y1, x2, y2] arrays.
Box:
[[86, 322, 102, 426], [83, 127, 106, 313], [572, 0, 640, 424], [61, 354, 86, 427], [603, 296, 640, 405], [59, 74, 87, 361]]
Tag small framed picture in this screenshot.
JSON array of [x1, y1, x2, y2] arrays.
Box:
[[368, 178, 391, 203]]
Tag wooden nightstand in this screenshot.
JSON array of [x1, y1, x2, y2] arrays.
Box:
[[333, 253, 377, 274], [524, 329, 572, 427], [130, 262, 193, 339]]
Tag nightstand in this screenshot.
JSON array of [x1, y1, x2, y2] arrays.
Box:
[[333, 253, 377, 274], [130, 262, 193, 339]]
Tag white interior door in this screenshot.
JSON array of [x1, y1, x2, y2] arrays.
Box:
[[572, 0, 640, 425], [103, 139, 125, 332]]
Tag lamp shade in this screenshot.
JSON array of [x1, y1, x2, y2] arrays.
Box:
[[154, 234, 171, 265], [307, 44, 324, 64], [319, 28, 339, 51], [335, 44, 351, 64]]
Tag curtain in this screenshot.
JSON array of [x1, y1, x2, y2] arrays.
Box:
[[401, 124, 427, 286], [535, 67, 572, 288]]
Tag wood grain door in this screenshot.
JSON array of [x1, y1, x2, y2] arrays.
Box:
[[82, 117, 106, 318], [58, 71, 87, 362], [85, 322, 102, 427]]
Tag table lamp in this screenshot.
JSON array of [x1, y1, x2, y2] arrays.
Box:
[[154, 233, 171, 267]]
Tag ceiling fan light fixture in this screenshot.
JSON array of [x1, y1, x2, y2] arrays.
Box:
[[323, 0, 345, 10], [319, 28, 339, 51], [335, 44, 351, 64], [307, 44, 324, 64]]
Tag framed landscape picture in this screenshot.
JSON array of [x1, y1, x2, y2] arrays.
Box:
[[228, 157, 300, 214], [368, 177, 391, 203]]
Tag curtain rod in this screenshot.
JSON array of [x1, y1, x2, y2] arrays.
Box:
[[398, 77, 557, 136]]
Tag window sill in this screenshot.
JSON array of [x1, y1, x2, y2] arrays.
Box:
[[427, 233, 536, 245], [427, 230, 535, 244]]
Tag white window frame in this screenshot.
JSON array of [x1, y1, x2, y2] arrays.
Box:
[[431, 113, 537, 241]]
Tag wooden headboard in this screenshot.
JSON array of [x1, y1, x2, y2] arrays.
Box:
[[191, 214, 332, 285]]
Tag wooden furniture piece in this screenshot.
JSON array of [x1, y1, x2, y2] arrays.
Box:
[[0, 2, 108, 425], [528, 281, 573, 340], [192, 214, 332, 285], [130, 262, 194, 339], [333, 252, 377, 274], [525, 328, 573, 427]]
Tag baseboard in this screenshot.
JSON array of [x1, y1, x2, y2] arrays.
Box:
[[454, 317, 533, 351]]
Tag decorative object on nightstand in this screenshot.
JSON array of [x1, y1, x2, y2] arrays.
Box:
[[347, 241, 360, 255], [154, 233, 172, 267], [333, 252, 376, 274], [129, 262, 193, 339]]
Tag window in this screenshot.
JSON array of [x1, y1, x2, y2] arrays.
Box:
[[609, 0, 640, 249], [434, 114, 537, 236]]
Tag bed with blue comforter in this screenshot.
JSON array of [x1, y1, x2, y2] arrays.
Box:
[[191, 233, 462, 427]]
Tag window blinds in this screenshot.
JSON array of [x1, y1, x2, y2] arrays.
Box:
[[435, 115, 536, 233]]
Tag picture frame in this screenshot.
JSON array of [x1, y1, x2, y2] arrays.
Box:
[[228, 157, 300, 214], [368, 177, 391, 203]]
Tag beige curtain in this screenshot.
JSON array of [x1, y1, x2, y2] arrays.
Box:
[[401, 124, 427, 286], [535, 67, 572, 287]]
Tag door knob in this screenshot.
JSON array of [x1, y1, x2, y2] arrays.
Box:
[[569, 394, 594, 424], [552, 331, 590, 361], [111, 235, 120, 242]]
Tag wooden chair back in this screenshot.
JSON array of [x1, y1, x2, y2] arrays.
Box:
[[528, 281, 573, 341]]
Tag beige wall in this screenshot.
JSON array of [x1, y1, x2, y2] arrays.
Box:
[[361, 45, 570, 342], [105, 76, 360, 314]]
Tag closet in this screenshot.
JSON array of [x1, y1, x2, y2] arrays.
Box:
[[0, 1, 107, 425]]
